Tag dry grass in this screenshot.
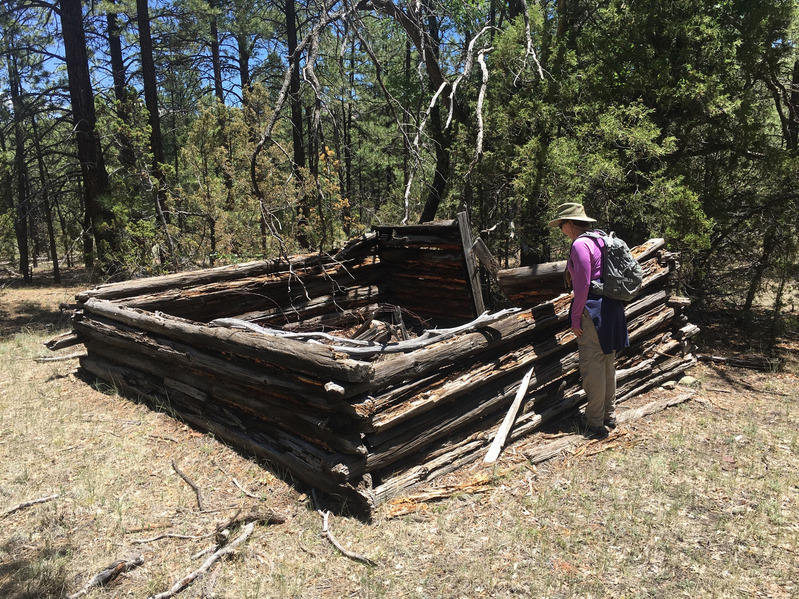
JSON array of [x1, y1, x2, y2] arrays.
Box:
[[0, 272, 797, 598]]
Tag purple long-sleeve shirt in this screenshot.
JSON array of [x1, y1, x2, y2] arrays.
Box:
[[568, 234, 604, 329]]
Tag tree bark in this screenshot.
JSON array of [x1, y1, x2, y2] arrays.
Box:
[[60, 0, 119, 271], [106, 5, 136, 170], [136, 0, 177, 269], [7, 49, 31, 283], [30, 115, 60, 283], [208, 0, 225, 103]]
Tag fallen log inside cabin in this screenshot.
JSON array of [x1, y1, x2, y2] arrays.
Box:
[[51, 216, 698, 514]]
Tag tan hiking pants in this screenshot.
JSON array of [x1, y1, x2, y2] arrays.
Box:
[[576, 309, 617, 427]]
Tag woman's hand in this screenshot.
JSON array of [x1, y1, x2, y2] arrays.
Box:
[[571, 327, 583, 337]]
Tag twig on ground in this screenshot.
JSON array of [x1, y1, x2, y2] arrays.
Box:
[[172, 460, 205, 511], [149, 434, 178, 443], [147, 521, 256, 599], [132, 532, 214, 545], [232, 478, 260, 499], [34, 352, 86, 362], [125, 522, 172, 534], [2, 494, 59, 518], [67, 555, 144, 599], [319, 510, 377, 566], [312, 489, 376, 566]]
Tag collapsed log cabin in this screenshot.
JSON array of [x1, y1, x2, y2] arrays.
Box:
[[49, 214, 698, 513]]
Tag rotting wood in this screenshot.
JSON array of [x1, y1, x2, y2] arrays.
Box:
[[484, 365, 535, 462], [54, 220, 697, 514], [457, 211, 486, 315], [80, 298, 374, 383], [67, 555, 144, 599], [44, 330, 83, 351], [472, 237, 499, 281]]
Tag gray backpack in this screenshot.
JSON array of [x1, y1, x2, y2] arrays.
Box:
[[580, 230, 643, 302]]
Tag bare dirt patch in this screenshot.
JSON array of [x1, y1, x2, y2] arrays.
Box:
[[1, 278, 797, 598]]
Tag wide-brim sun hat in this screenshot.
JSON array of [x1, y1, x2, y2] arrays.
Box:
[[548, 202, 597, 227]]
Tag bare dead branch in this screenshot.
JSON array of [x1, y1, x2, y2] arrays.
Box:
[[34, 352, 85, 362], [312, 489, 376, 566], [402, 79, 448, 224], [446, 25, 494, 130], [147, 522, 256, 599], [519, 0, 545, 81], [132, 532, 213, 545], [1, 493, 59, 518], [232, 478, 260, 499], [319, 510, 377, 566], [67, 555, 144, 599], [251, 0, 355, 204], [172, 460, 205, 511], [473, 47, 492, 161]]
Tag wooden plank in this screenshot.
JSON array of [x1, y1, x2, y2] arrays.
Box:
[[484, 365, 535, 462], [456, 211, 485, 315], [472, 237, 500, 281]]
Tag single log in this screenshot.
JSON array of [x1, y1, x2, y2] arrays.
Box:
[[373, 220, 457, 236], [44, 331, 83, 351], [497, 260, 568, 287], [76, 252, 342, 302], [68, 556, 144, 599], [696, 353, 782, 371]]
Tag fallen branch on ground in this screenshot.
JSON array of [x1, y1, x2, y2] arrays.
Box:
[[312, 489, 376, 566], [319, 510, 377, 566], [147, 522, 256, 599], [67, 556, 144, 599], [34, 352, 86, 362], [2, 494, 59, 518], [232, 478, 260, 499], [133, 532, 213, 545], [697, 353, 782, 371], [172, 460, 205, 511]]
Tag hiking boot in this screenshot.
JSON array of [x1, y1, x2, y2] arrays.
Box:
[[604, 415, 617, 429], [583, 424, 608, 440]]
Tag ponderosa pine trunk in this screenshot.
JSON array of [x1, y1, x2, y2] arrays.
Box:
[[60, 0, 118, 271]]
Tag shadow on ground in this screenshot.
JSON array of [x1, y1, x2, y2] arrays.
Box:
[[0, 545, 71, 599]]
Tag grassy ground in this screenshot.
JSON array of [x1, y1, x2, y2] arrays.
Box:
[[0, 269, 797, 598]]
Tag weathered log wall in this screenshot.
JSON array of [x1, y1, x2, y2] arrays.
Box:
[[55, 219, 697, 514]]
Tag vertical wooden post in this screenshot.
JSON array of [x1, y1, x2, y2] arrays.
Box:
[[456, 211, 486, 315]]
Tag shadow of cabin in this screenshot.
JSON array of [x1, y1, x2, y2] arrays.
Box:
[[48, 213, 698, 515]]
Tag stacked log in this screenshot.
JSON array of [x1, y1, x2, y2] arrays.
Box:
[[54, 220, 697, 514]]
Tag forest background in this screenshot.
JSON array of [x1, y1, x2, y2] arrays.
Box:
[[1, 0, 797, 343]]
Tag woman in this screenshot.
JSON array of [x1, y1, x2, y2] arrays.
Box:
[[549, 202, 629, 439]]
